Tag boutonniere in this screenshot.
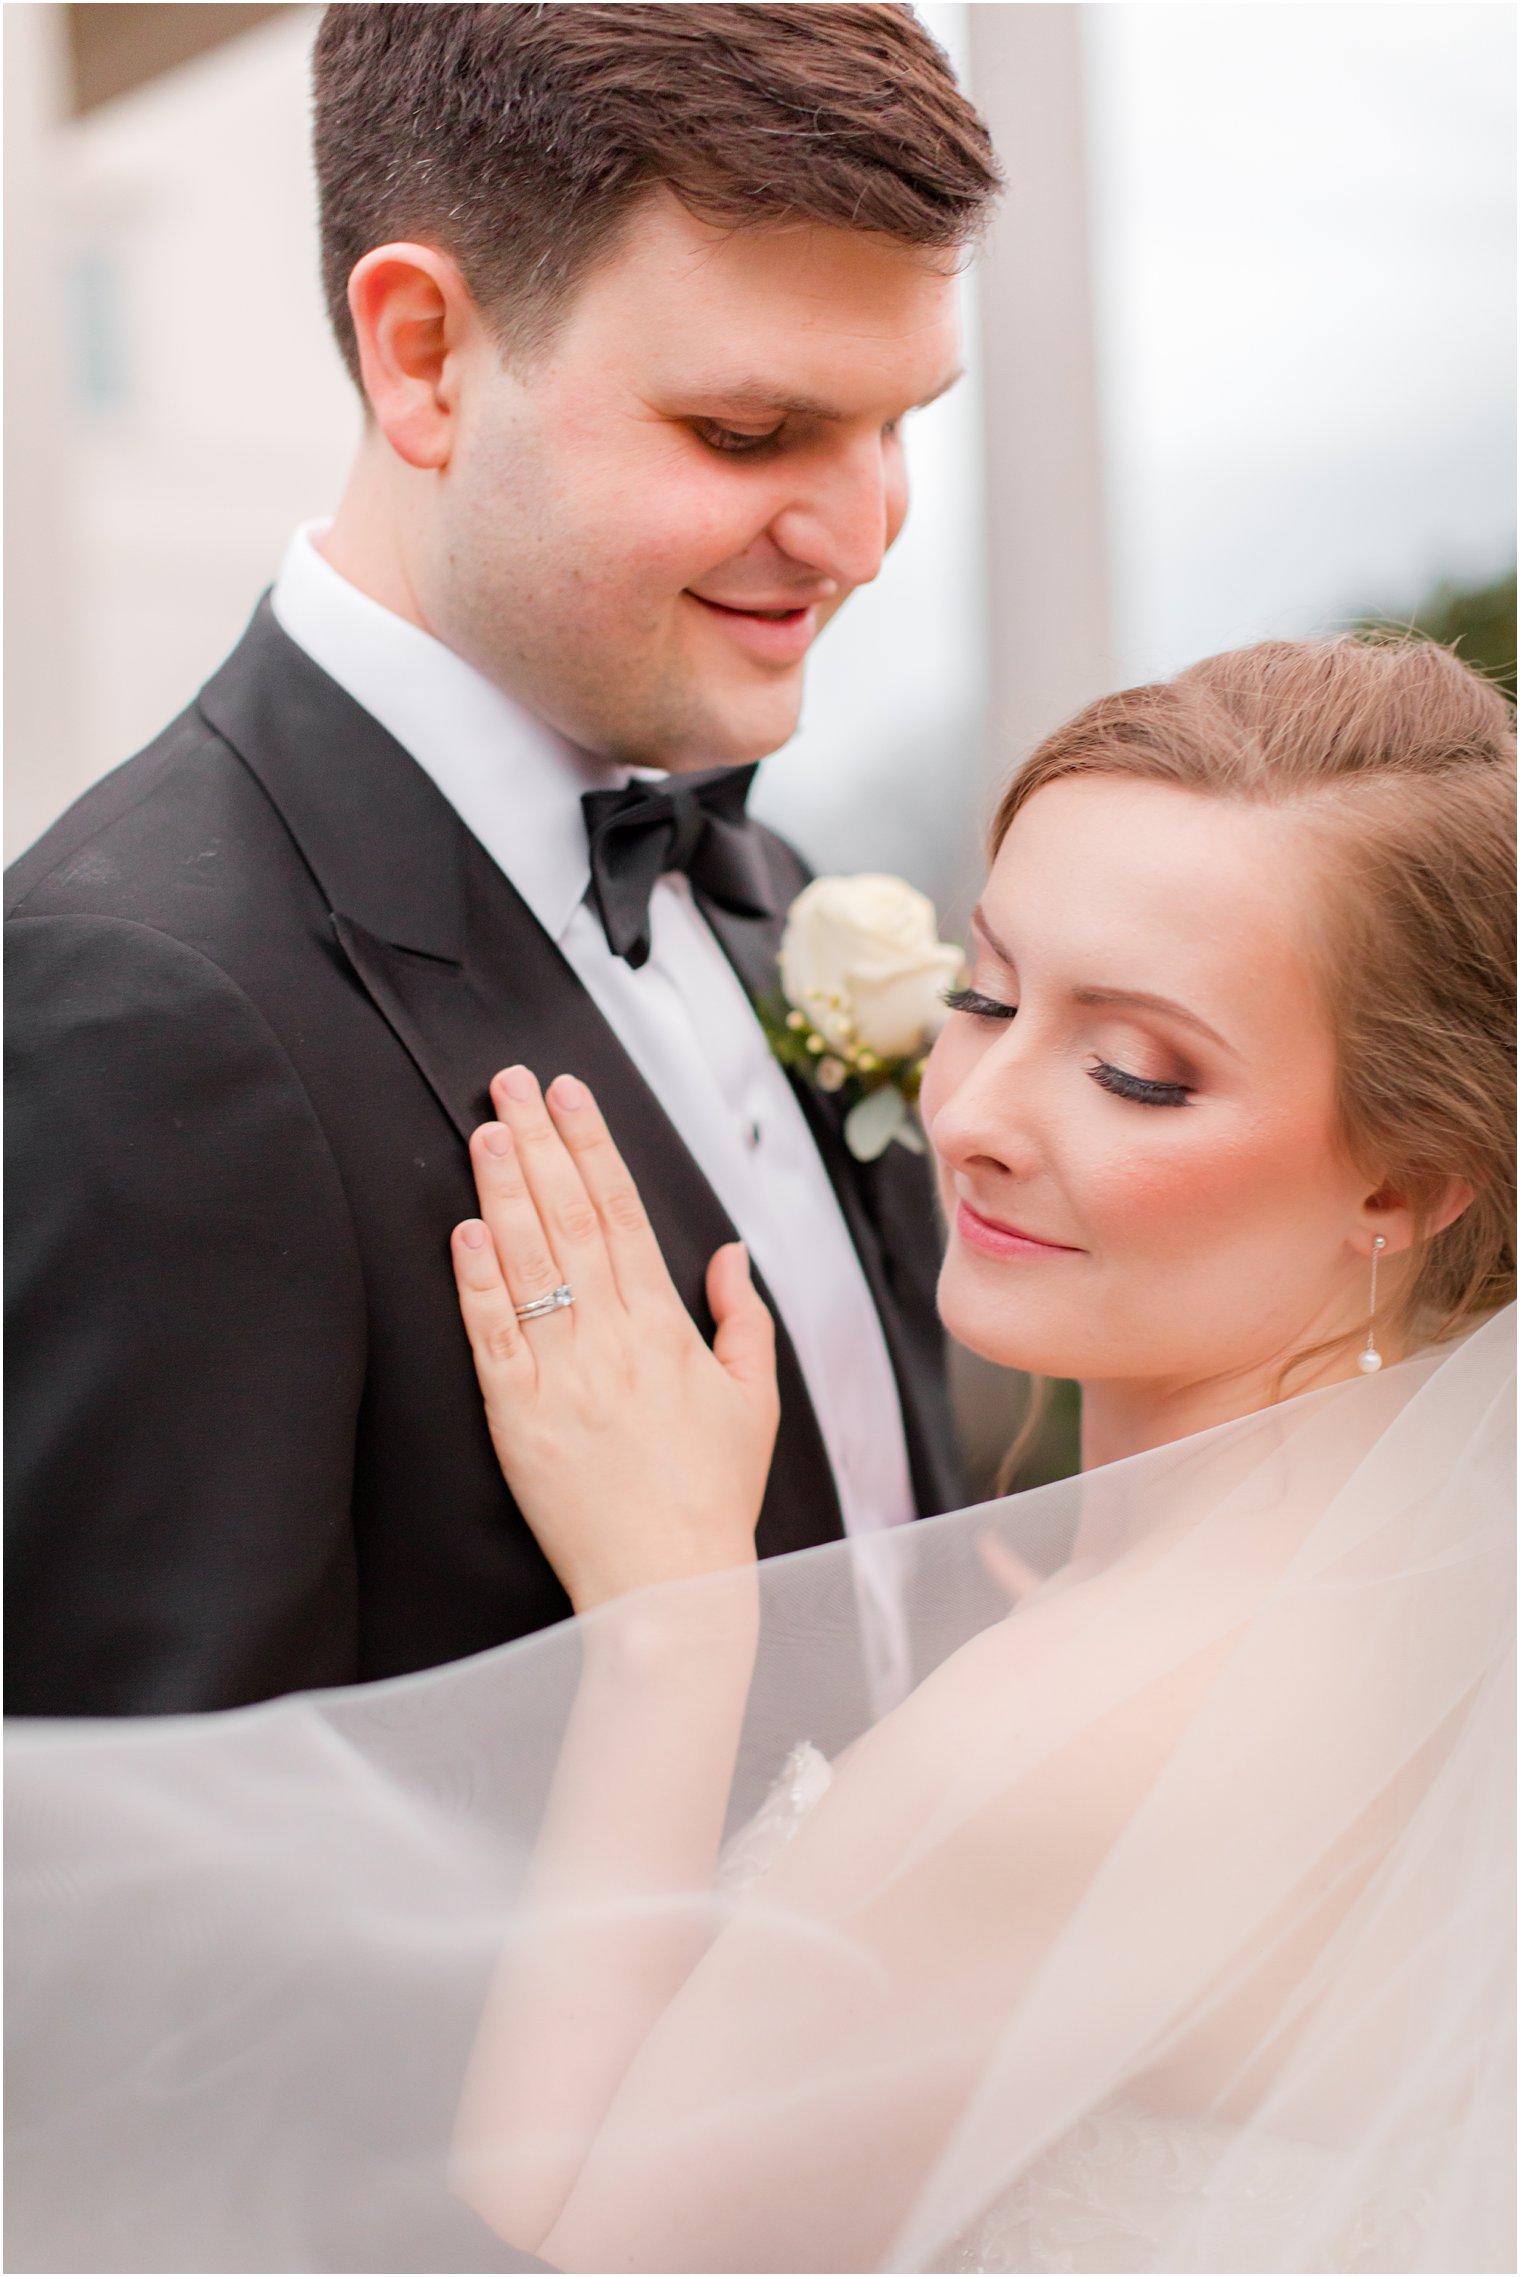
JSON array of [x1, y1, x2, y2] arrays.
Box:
[[759, 875, 966, 1161]]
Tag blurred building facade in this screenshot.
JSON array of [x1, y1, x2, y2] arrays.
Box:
[[5, 4, 362, 859]]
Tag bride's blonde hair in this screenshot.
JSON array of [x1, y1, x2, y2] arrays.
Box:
[[993, 633, 1516, 1380]]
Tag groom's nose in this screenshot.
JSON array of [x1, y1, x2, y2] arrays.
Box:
[[769, 431, 904, 592]]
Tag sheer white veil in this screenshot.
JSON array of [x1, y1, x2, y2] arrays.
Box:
[[7, 1309, 1513, 2274]]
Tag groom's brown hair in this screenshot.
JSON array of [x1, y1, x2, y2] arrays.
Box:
[[312, 2, 1000, 386]]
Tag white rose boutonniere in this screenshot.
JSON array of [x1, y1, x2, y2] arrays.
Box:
[[761, 875, 966, 1161]]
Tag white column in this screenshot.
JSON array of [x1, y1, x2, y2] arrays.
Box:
[[967, 1, 1115, 773], [4, 1, 83, 862], [951, 4, 1112, 1494]]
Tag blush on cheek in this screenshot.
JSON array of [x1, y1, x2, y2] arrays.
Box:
[[1076, 1115, 1329, 1261], [1082, 1151, 1214, 1235]]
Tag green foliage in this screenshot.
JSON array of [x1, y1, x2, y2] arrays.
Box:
[[1359, 566, 1517, 704], [754, 993, 925, 1108], [755, 992, 830, 1081]]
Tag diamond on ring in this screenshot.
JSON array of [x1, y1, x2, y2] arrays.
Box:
[[514, 1283, 575, 1322]]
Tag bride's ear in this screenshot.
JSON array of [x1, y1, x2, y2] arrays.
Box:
[[1357, 1175, 1475, 1257]]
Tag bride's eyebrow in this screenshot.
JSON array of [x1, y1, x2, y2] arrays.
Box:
[[1073, 986, 1239, 1059], [970, 906, 1016, 968], [973, 911, 1239, 1057]]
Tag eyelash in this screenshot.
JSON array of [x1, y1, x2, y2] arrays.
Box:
[[695, 416, 904, 457], [697, 423, 783, 456], [941, 987, 1194, 1109], [1088, 1063, 1193, 1109], [943, 984, 1013, 1021]]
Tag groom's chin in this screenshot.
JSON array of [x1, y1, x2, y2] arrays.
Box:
[[661, 672, 808, 773]]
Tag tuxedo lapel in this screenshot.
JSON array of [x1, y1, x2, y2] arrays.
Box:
[[789, 1061, 960, 1514], [205, 613, 720, 1170], [200, 604, 745, 1227], [329, 833, 712, 1216], [697, 883, 787, 1009], [329, 891, 649, 1159], [199, 601, 468, 963], [333, 853, 853, 1561], [197, 603, 848, 1556]]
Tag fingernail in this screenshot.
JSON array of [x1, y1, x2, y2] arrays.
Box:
[[550, 1075, 587, 1112], [459, 1220, 487, 1249], [482, 1123, 513, 1156], [499, 1066, 535, 1103]]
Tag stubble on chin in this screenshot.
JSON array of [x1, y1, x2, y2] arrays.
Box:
[[432, 510, 809, 767], [633, 673, 804, 773], [562, 629, 808, 772]]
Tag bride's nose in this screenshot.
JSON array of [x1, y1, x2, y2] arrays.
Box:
[[924, 1034, 1046, 1186]]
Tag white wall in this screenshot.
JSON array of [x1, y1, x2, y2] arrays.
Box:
[[5, 6, 358, 860], [4, 1, 83, 858], [55, 7, 357, 784]]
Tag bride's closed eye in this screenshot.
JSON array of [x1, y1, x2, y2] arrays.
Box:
[[943, 984, 1015, 1021], [1087, 1062, 1193, 1109], [944, 985, 1194, 1107]]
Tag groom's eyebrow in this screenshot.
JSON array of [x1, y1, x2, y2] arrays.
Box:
[[692, 368, 966, 420]]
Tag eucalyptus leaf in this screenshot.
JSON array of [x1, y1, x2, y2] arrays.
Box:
[[844, 1084, 909, 1161]]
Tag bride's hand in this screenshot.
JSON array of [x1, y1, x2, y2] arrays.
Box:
[[450, 1067, 779, 1614]]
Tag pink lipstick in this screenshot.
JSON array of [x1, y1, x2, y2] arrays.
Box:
[[955, 1199, 1083, 1261]]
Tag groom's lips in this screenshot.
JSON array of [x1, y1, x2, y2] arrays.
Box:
[[685, 590, 820, 667], [956, 1199, 1084, 1262]]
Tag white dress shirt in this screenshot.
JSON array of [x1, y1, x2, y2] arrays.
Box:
[[271, 526, 917, 1551]]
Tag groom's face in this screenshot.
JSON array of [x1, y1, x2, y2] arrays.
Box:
[[432, 192, 964, 770]]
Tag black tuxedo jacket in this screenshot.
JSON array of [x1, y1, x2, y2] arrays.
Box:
[[5, 603, 962, 1716]]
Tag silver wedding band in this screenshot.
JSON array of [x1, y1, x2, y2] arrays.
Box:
[[514, 1283, 575, 1323]]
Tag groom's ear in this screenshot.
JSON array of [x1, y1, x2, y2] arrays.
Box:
[[346, 243, 481, 471]]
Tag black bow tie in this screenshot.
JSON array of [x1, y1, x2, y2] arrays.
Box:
[[581, 764, 776, 969]]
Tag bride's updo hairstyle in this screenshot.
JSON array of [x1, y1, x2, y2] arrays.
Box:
[[993, 635, 1516, 1364]]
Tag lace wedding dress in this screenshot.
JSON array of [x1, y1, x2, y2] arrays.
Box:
[[722, 1745, 1446, 2274], [936, 2105, 1443, 2277], [8, 1312, 1513, 2272]]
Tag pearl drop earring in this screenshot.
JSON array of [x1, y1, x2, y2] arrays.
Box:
[[1358, 1236, 1387, 1374]]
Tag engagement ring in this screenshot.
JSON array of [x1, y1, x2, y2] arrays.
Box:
[[514, 1284, 575, 1322]]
